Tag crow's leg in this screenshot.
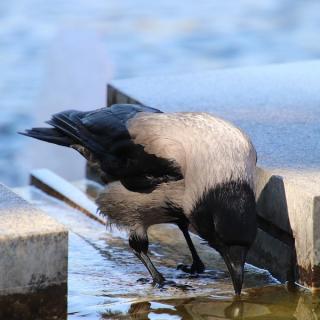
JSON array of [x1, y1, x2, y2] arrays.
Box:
[[177, 223, 205, 274], [129, 229, 165, 285]]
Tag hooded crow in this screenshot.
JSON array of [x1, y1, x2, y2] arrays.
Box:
[[21, 104, 257, 295]]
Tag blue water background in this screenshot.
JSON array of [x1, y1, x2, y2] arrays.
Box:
[[1, 0, 320, 185]]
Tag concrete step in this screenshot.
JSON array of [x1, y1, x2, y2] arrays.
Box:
[[0, 184, 68, 295]]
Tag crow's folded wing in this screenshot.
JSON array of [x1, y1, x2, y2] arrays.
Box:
[[22, 104, 184, 192]]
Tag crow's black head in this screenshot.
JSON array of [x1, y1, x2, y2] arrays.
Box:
[[190, 180, 257, 295]]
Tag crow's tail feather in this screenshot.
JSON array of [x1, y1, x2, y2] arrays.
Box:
[[47, 111, 105, 154], [19, 127, 74, 147]]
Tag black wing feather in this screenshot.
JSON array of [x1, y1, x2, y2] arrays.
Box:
[[20, 104, 182, 192], [20, 127, 73, 146]]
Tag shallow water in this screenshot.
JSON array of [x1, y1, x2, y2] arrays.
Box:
[[12, 185, 320, 319]]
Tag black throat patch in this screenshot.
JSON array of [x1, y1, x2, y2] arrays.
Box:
[[190, 180, 257, 248]]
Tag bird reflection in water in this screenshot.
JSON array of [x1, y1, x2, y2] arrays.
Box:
[[100, 286, 320, 320], [121, 299, 246, 320]]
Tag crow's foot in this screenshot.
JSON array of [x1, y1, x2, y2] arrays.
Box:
[[137, 277, 151, 284], [177, 260, 205, 274], [153, 279, 192, 291]]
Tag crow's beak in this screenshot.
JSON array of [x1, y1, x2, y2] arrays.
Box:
[[222, 245, 247, 295]]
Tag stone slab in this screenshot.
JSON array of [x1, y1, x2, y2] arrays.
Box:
[[107, 60, 320, 170], [0, 184, 68, 295]]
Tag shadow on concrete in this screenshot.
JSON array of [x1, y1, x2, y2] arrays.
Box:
[[250, 175, 297, 285]]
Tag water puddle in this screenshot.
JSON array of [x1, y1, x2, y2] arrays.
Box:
[[11, 185, 320, 319]]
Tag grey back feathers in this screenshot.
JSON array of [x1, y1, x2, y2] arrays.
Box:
[[128, 112, 257, 214]]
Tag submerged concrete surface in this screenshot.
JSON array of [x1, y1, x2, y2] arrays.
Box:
[[0, 184, 68, 295], [106, 63, 320, 290]]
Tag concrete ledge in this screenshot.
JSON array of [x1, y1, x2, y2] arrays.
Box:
[[0, 184, 68, 295], [30, 168, 104, 224], [107, 60, 320, 170]]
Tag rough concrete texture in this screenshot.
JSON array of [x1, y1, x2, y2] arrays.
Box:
[[0, 184, 68, 295]]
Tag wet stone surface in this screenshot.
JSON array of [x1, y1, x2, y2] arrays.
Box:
[[13, 184, 320, 319]]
